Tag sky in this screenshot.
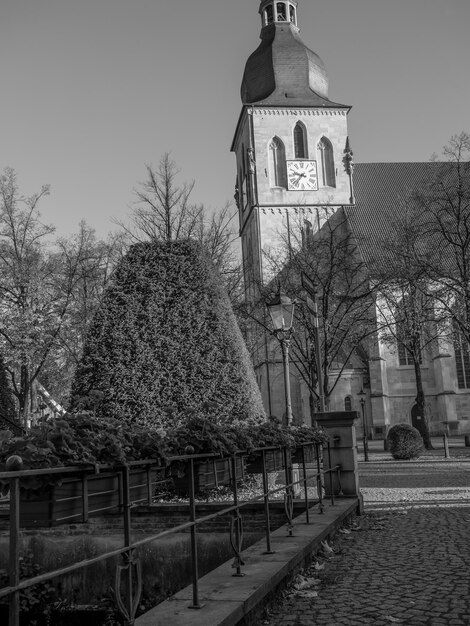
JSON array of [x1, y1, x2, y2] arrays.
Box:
[[1, 0, 469, 239]]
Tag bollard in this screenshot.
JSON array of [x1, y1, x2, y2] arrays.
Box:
[[443, 433, 450, 458]]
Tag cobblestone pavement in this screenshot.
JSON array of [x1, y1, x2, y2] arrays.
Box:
[[263, 447, 470, 626]]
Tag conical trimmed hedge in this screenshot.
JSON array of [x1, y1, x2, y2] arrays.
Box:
[[70, 240, 266, 429]]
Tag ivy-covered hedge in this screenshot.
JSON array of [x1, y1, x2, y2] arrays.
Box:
[[69, 241, 266, 428]]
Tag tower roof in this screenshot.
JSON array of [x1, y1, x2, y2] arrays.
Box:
[[241, 1, 348, 108]]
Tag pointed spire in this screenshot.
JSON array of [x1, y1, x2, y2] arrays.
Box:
[[343, 137, 356, 204], [343, 137, 354, 175]]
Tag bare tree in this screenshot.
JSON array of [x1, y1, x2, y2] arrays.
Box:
[[242, 209, 378, 416], [414, 132, 470, 345], [119, 154, 199, 242], [115, 154, 243, 299], [371, 205, 446, 449]]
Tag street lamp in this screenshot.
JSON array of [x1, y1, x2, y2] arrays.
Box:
[[266, 291, 295, 426], [357, 387, 369, 462]]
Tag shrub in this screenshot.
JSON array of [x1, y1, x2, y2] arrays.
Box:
[[0, 413, 168, 494], [69, 240, 266, 429], [386, 423, 424, 460]]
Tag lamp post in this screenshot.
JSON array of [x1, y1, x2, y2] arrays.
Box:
[[266, 291, 295, 426], [357, 387, 369, 462]]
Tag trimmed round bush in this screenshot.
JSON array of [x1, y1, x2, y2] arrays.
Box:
[[386, 423, 424, 460], [69, 240, 266, 429]]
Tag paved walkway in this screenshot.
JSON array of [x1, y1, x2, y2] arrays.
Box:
[[264, 440, 470, 625]]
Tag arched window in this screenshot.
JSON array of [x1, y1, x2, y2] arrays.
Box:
[[318, 137, 336, 187], [344, 396, 352, 412], [268, 137, 287, 188], [265, 5, 274, 25], [276, 2, 287, 21], [294, 122, 308, 159], [289, 5, 296, 24], [396, 296, 422, 366], [454, 323, 470, 388]]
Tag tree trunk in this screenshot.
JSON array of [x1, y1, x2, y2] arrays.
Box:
[[19, 364, 30, 428], [412, 360, 433, 449]]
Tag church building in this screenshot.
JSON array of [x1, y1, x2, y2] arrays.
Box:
[[231, 0, 470, 439]]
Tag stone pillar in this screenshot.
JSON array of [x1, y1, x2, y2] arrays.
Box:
[[316, 411, 359, 497]]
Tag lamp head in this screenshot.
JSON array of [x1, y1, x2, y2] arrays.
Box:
[[266, 291, 295, 332]]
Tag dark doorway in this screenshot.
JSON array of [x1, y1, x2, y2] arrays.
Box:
[[411, 403, 426, 438]]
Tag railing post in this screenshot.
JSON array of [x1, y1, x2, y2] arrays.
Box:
[[115, 465, 142, 626], [188, 458, 204, 608], [283, 447, 294, 536], [229, 455, 245, 577], [9, 475, 20, 626], [316, 443, 325, 513], [300, 445, 310, 524], [82, 473, 89, 522], [261, 449, 274, 554], [327, 441, 335, 506], [146, 465, 152, 504]]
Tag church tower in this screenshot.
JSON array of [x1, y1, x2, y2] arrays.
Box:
[[231, 0, 353, 300]]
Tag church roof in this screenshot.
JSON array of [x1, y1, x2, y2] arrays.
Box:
[[345, 162, 453, 273], [241, 22, 349, 108]]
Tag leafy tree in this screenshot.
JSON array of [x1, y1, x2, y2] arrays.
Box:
[[0, 169, 103, 422], [70, 240, 266, 429], [42, 222, 127, 404]]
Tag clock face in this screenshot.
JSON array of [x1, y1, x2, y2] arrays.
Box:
[[287, 160, 318, 191]]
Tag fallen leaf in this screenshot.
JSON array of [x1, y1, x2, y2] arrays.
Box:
[[385, 616, 403, 623], [321, 540, 334, 555]]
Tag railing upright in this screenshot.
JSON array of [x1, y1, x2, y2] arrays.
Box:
[[283, 447, 294, 536], [230, 454, 245, 577], [300, 445, 310, 524], [82, 474, 89, 522], [146, 465, 152, 503], [316, 444, 324, 513], [261, 449, 274, 554], [326, 441, 335, 506], [188, 458, 203, 609], [9, 474, 20, 626], [115, 465, 142, 625]]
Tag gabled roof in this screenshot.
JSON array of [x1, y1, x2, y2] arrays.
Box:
[[344, 162, 447, 271]]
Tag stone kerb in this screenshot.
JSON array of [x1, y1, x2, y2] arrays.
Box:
[[316, 411, 360, 497]]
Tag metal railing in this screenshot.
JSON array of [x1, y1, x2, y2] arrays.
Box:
[[0, 442, 341, 626]]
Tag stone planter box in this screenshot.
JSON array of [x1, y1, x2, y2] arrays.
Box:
[[19, 468, 155, 528]]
